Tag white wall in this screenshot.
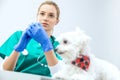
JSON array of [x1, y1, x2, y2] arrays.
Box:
[[0, 0, 120, 69]]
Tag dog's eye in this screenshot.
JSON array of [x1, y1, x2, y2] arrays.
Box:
[[63, 40, 68, 44]]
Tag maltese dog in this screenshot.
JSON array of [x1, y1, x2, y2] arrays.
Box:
[[53, 27, 120, 80]]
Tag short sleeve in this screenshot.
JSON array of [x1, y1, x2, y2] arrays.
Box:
[[50, 36, 62, 60], [0, 31, 22, 56]]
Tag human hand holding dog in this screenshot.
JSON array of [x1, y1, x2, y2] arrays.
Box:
[[27, 22, 53, 52]]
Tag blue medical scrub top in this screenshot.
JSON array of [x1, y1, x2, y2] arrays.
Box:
[[0, 31, 62, 77]]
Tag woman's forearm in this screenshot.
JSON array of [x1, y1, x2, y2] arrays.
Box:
[[2, 50, 20, 71], [45, 50, 58, 66], [45, 50, 65, 75]]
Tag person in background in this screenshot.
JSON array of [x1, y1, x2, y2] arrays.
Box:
[[0, 1, 63, 77]]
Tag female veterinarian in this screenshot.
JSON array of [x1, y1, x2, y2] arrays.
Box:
[[0, 1, 63, 77]]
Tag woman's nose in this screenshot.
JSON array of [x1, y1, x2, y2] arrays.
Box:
[[43, 15, 49, 21]]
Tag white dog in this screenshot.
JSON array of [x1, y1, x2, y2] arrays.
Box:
[[54, 28, 120, 80]]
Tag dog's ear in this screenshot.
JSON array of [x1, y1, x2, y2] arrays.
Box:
[[79, 39, 89, 55], [78, 33, 91, 55], [74, 27, 91, 55]]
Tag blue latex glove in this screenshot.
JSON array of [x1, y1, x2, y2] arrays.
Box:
[[14, 29, 31, 52], [27, 22, 53, 52]]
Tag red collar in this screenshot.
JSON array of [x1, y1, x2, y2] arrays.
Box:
[[71, 55, 90, 71]]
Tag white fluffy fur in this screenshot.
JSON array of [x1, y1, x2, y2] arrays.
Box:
[[53, 27, 120, 80]]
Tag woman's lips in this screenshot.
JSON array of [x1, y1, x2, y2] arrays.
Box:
[[42, 23, 48, 26]]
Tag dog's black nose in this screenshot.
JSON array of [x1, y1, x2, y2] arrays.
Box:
[[55, 48, 64, 54], [58, 52, 64, 54]]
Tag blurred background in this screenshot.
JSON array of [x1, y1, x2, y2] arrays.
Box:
[[0, 0, 120, 69]]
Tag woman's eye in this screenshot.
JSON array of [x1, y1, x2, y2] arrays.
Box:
[[49, 14, 55, 18], [40, 13, 44, 16]]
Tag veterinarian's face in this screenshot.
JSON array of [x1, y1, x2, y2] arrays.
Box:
[[37, 4, 59, 32]]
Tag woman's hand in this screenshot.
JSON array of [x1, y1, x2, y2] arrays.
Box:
[[14, 29, 31, 52], [27, 22, 53, 52]]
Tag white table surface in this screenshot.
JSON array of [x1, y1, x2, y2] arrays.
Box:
[[0, 70, 54, 80]]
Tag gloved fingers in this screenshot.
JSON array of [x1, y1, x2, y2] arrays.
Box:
[[27, 29, 33, 37], [27, 23, 35, 31], [29, 24, 35, 31], [26, 22, 47, 39], [23, 29, 31, 42], [25, 32, 31, 40], [26, 23, 35, 36], [36, 22, 42, 28], [37, 23, 44, 30]]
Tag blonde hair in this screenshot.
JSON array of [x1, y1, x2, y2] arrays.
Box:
[[37, 1, 60, 20]]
